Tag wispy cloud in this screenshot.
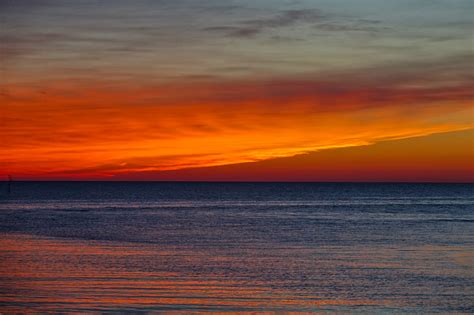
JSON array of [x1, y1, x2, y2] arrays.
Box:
[[202, 9, 386, 38], [315, 19, 385, 33], [203, 9, 326, 38]]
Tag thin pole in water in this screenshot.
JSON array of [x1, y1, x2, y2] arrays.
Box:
[[7, 175, 12, 195]]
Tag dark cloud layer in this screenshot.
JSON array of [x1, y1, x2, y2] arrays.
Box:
[[203, 9, 325, 38], [202, 8, 386, 38]]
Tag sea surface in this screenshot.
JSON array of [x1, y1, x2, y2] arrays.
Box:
[[0, 182, 473, 313]]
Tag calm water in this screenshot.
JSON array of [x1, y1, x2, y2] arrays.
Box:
[[0, 182, 473, 313]]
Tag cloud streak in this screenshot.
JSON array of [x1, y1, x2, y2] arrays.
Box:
[[1, 55, 472, 178], [202, 9, 386, 38], [205, 9, 318, 38]]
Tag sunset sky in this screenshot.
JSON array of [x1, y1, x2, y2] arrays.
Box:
[[1, 0, 473, 181]]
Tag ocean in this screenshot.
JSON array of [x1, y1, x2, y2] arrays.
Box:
[[0, 182, 473, 313]]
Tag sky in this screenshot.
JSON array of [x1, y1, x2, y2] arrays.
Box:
[[1, 0, 473, 181]]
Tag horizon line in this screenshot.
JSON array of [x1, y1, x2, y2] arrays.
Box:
[[0, 180, 472, 184]]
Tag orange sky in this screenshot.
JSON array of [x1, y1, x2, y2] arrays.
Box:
[[1, 1, 473, 181], [1, 77, 472, 181], [116, 129, 472, 182]]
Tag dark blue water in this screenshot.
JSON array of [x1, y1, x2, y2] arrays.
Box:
[[0, 182, 473, 313]]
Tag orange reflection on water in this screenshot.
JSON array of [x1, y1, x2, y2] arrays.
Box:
[[0, 233, 384, 313]]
